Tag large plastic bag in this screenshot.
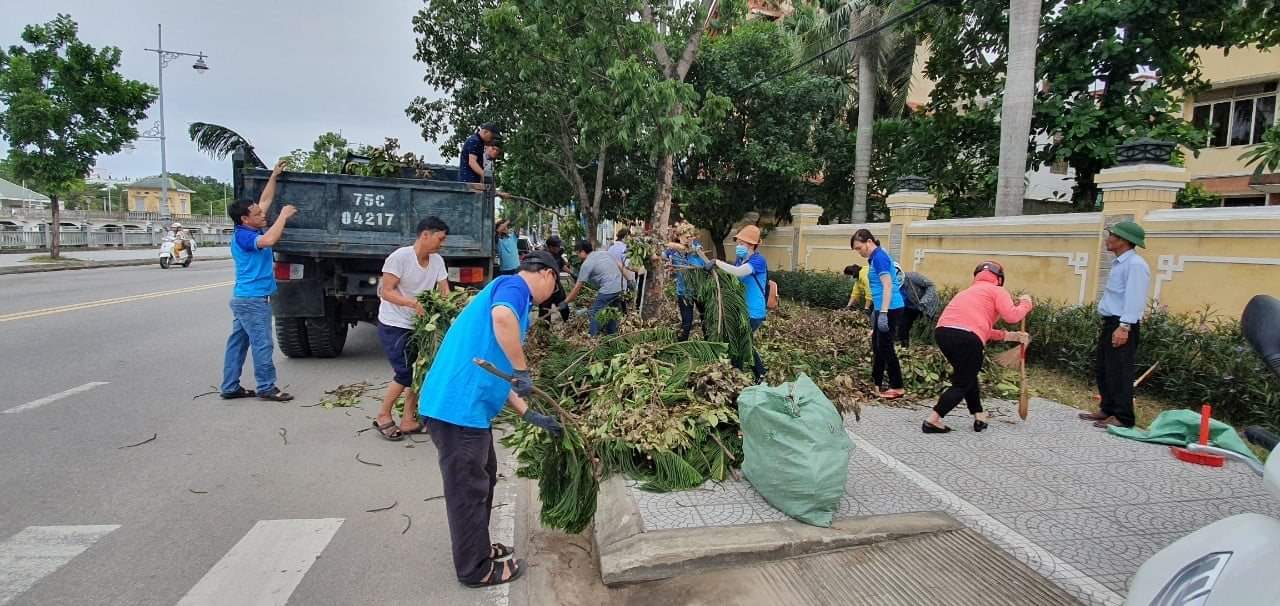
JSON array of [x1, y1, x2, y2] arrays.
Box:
[[738, 373, 853, 527]]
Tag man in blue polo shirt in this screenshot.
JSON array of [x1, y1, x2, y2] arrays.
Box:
[[219, 160, 298, 402], [458, 123, 501, 185], [418, 250, 564, 588]]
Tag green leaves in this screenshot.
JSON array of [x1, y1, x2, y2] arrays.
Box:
[[1238, 127, 1280, 178]]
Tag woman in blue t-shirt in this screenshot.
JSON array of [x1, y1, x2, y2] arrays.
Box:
[[664, 227, 708, 341], [713, 225, 768, 382], [851, 229, 905, 399]]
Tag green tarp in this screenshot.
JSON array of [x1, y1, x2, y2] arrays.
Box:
[[739, 373, 853, 527], [1108, 408, 1260, 462]]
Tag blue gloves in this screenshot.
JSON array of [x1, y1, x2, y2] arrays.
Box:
[[511, 368, 534, 397], [523, 410, 563, 437], [876, 312, 890, 333]]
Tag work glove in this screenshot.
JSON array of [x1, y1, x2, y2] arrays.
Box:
[[511, 368, 534, 398], [876, 311, 890, 334], [523, 410, 563, 438]]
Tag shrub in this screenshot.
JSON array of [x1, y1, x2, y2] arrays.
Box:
[[771, 269, 850, 309]]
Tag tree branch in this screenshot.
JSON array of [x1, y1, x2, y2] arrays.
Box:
[[674, 0, 716, 81], [641, 4, 676, 76]]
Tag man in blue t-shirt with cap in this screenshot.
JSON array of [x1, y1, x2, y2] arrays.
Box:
[[417, 250, 564, 588]]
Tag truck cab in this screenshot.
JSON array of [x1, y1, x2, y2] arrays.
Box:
[[233, 149, 495, 358]]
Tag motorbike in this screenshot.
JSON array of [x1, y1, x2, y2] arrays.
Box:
[[159, 235, 195, 269], [1125, 294, 1280, 606]]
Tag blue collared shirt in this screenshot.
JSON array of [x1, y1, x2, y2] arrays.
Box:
[[1098, 249, 1150, 324]]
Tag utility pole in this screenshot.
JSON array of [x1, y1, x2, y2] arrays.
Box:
[[143, 24, 209, 222]]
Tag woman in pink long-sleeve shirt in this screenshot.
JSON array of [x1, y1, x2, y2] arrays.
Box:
[[923, 261, 1033, 434]]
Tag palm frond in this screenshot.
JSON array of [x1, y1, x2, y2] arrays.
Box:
[[188, 122, 265, 167]]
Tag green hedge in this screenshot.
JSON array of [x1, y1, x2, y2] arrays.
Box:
[[772, 272, 1280, 430], [771, 269, 850, 309]]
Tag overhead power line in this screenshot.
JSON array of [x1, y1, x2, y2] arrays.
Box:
[[735, 0, 946, 95]]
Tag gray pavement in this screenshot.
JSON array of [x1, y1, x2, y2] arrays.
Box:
[[0, 247, 231, 267], [0, 261, 516, 606]]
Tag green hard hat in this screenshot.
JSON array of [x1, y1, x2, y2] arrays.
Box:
[[1108, 220, 1146, 248]]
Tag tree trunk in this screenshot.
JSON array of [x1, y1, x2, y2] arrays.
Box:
[[853, 51, 875, 224], [587, 145, 607, 249], [652, 152, 675, 236], [1073, 164, 1100, 210], [994, 0, 1041, 217], [49, 195, 61, 260]]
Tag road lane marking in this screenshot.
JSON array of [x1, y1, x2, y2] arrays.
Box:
[[2, 382, 110, 415], [0, 525, 120, 605], [0, 281, 233, 323], [175, 518, 344, 606]]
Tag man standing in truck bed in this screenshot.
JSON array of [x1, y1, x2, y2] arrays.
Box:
[[459, 123, 501, 185], [219, 161, 298, 402]]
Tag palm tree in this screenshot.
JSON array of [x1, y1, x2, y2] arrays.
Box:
[[1239, 126, 1280, 177], [993, 0, 1041, 216], [188, 122, 266, 167], [800, 0, 913, 223]]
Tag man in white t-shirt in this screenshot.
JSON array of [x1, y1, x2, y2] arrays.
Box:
[[372, 216, 451, 441]]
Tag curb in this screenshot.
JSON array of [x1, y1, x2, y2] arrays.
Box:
[[0, 256, 231, 275], [592, 475, 962, 586]]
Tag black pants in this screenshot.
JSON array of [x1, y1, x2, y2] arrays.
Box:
[[897, 308, 922, 346], [933, 327, 985, 418], [732, 318, 768, 381], [872, 309, 904, 389], [1095, 317, 1139, 427], [425, 416, 498, 584], [677, 296, 706, 341]]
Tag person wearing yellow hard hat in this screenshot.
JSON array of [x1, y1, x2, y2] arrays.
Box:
[[713, 224, 770, 382], [1079, 220, 1150, 429]]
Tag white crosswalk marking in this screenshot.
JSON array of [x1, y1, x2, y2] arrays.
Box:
[[0, 525, 120, 605], [175, 518, 344, 606]]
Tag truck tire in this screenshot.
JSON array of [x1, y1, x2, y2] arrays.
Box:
[[305, 312, 348, 358], [276, 318, 312, 358]]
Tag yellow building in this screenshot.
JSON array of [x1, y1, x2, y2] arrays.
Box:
[[1182, 47, 1280, 205], [124, 176, 193, 216]]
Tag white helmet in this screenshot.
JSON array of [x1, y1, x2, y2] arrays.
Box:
[[170, 222, 182, 229]]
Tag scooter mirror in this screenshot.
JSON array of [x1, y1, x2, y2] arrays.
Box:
[[1241, 294, 1280, 379]]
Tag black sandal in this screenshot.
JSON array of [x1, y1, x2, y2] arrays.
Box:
[[489, 543, 514, 560], [463, 558, 525, 588], [973, 419, 989, 432], [219, 387, 256, 400], [372, 420, 404, 442], [922, 421, 952, 434], [258, 389, 294, 402]]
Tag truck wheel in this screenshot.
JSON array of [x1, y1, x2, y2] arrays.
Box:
[[305, 312, 348, 358], [276, 318, 312, 358]]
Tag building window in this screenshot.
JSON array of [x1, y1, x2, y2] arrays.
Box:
[[1192, 81, 1277, 148], [1222, 196, 1266, 207], [132, 196, 146, 212]]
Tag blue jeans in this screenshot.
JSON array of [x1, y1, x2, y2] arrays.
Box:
[[221, 297, 277, 394], [589, 291, 625, 337]]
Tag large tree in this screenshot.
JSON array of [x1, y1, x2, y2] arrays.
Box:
[[993, 0, 1040, 216], [0, 15, 155, 257], [680, 20, 844, 259]]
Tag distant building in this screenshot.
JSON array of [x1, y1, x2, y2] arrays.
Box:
[[0, 177, 51, 210], [124, 176, 194, 215]]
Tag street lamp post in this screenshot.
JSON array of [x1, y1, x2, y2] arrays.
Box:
[[143, 24, 209, 223]]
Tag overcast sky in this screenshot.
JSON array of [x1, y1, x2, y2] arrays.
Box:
[[1, 0, 447, 184]]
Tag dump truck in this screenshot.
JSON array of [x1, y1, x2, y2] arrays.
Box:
[[232, 149, 495, 358]]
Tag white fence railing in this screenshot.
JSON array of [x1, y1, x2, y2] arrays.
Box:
[[0, 231, 232, 250], [3, 208, 232, 226]]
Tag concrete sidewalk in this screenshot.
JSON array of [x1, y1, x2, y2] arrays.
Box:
[[0, 247, 231, 267], [609, 397, 1277, 605]]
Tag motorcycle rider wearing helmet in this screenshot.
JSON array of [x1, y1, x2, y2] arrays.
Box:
[[922, 260, 1033, 434]]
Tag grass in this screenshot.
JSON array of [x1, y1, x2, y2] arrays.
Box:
[[1027, 363, 1269, 462], [24, 255, 85, 264]]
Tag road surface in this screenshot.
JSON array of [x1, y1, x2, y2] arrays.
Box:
[[0, 261, 518, 606]]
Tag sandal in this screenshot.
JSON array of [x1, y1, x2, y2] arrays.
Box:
[[463, 558, 525, 588], [489, 543, 514, 560], [258, 389, 294, 402], [922, 421, 952, 434], [219, 387, 256, 400], [400, 423, 429, 435], [372, 420, 404, 442]]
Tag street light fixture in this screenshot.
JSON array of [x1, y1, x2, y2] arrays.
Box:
[[143, 24, 209, 222]]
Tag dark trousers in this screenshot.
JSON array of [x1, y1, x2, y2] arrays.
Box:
[[677, 296, 706, 341], [897, 308, 922, 346], [425, 416, 498, 584], [1095, 317, 1139, 427], [933, 327, 985, 418], [733, 318, 768, 381], [872, 309, 905, 389]]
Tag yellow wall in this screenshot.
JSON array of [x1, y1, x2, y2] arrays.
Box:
[[126, 187, 191, 215]]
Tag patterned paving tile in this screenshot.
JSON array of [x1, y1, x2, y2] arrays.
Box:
[[1047, 480, 1167, 507], [1037, 534, 1180, 578], [640, 506, 705, 531], [857, 487, 948, 515], [694, 503, 762, 527], [990, 509, 1136, 543], [1110, 502, 1228, 535]]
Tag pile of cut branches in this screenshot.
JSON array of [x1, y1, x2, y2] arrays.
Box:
[[409, 289, 472, 391]]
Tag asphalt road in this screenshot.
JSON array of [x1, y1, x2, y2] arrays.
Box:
[[0, 261, 518, 606]]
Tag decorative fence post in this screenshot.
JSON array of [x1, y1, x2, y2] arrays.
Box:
[[788, 203, 823, 270], [886, 175, 937, 265], [1091, 138, 1187, 298]]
